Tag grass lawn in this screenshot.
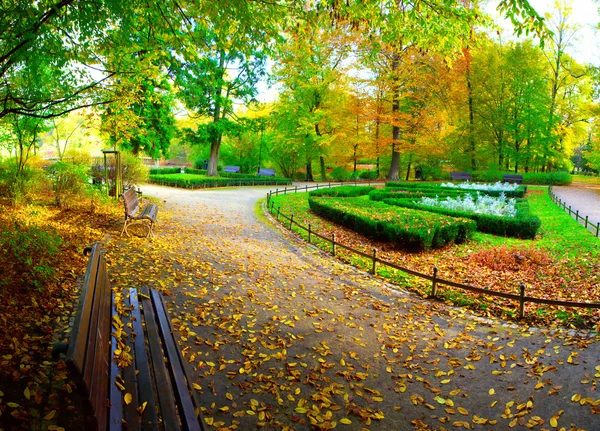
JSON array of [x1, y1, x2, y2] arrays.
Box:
[[268, 186, 600, 328], [572, 174, 600, 185]]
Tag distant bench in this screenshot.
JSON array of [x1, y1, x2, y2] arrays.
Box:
[[120, 187, 158, 238], [223, 166, 241, 173], [503, 174, 523, 184], [53, 244, 206, 430], [258, 168, 276, 177], [450, 172, 471, 182]]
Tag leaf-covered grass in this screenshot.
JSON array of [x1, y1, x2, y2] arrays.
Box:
[[571, 174, 600, 185], [269, 186, 600, 328]]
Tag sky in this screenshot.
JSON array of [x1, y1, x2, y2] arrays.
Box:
[[486, 0, 600, 65]]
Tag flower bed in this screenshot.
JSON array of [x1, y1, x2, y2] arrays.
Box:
[[308, 195, 475, 251], [418, 193, 517, 218]]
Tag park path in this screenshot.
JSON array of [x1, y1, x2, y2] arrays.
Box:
[[110, 184, 600, 431], [551, 182, 600, 234]]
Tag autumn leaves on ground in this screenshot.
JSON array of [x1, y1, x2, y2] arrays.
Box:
[[1, 185, 600, 430]]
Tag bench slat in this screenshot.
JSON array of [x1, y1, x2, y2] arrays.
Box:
[[66, 245, 102, 376], [129, 289, 160, 430], [150, 289, 203, 431], [109, 291, 124, 431], [88, 261, 111, 430], [119, 291, 142, 430], [140, 287, 181, 430]]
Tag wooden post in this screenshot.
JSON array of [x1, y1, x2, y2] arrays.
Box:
[[371, 248, 378, 275], [519, 283, 526, 319], [585, 215, 589, 229], [431, 266, 438, 297], [597, 222, 600, 238], [290, 214, 294, 230], [331, 234, 336, 256], [576, 209, 579, 221], [568, 205, 571, 215], [295, 186, 298, 193], [308, 224, 312, 244], [277, 207, 280, 220]]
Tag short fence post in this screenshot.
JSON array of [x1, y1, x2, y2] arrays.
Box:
[[576, 209, 579, 221], [308, 224, 312, 244], [568, 205, 572, 215], [295, 186, 298, 193], [305, 185, 308, 192], [431, 266, 438, 297], [290, 214, 294, 230], [331, 234, 336, 256], [597, 222, 600, 238], [585, 215, 589, 229], [371, 248, 378, 275], [277, 207, 280, 220], [317, 184, 319, 189], [284, 187, 287, 195], [518, 283, 526, 319]]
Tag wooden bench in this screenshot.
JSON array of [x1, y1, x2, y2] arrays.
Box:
[[450, 171, 471, 181], [53, 243, 206, 430], [503, 174, 523, 184], [120, 187, 158, 238], [223, 165, 240, 173], [258, 168, 276, 177]]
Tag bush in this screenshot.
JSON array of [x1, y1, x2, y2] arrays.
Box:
[[148, 174, 292, 188], [309, 185, 374, 198], [0, 160, 49, 206], [90, 152, 149, 193], [330, 167, 348, 181], [194, 158, 208, 170], [184, 167, 207, 175], [381, 197, 541, 239], [48, 161, 90, 208], [0, 222, 62, 291], [523, 171, 571, 185], [149, 167, 181, 175], [308, 195, 475, 251]]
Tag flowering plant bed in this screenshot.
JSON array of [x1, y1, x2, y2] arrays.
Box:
[[308, 195, 475, 251]]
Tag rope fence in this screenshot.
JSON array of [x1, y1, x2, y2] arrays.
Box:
[[548, 185, 600, 237], [267, 183, 600, 319]]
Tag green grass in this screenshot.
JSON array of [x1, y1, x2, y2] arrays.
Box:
[[571, 174, 600, 185]]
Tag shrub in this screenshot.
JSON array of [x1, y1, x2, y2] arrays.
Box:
[[330, 167, 348, 181], [149, 167, 181, 175], [308, 195, 475, 251], [48, 161, 90, 208], [0, 222, 62, 291], [193, 158, 208, 170], [0, 160, 49, 206], [523, 171, 571, 185], [358, 170, 378, 180], [148, 174, 292, 188], [309, 185, 374, 198], [90, 152, 149, 193], [184, 167, 207, 175]]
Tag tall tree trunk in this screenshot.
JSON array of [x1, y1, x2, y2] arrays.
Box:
[[387, 53, 401, 181], [306, 160, 313, 181], [207, 51, 226, 177], [405, 152, 413, 181], [320, 156, 326, 181]]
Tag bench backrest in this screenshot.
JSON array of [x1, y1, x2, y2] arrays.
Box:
[[65, 244, 112, 430], [450, 172, 471, 180], [258, 168, 276, 176], [503, 174, 523, 183], [121, 187, 139, 218], [223, 166, 240, 173]]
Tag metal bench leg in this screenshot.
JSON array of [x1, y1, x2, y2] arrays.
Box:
[[121, 218, 131, 237]]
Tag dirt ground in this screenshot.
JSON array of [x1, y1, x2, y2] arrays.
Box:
[[104, 184, 600, 431]]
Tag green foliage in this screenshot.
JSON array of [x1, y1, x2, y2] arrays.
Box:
[[309, 185, 374, 198], [523, 171, 572, 185], [48, 161, 91, 209], [330, 167, 348, 181], [0, 159, 48, 206], [194, 158, 208, 170], [185, 167, 208, 175], [308, 195, 475, 251], [149, 173, 291, 189], [0, 222, 62, 291], [149, 167, 181, 175], [382, 197, 541, 239]]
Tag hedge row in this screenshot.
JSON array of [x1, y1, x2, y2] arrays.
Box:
[[308, 185, 375, 198], [448, 171, 572, 186], [369, 188, 478, 202], [385, 181, 526, 198], [149, 175, 292, 188], [308, 196, 475, 251], [149, 167, 181, 175], [382, 197, 541, 239]]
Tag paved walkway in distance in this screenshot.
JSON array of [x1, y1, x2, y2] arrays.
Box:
[[551, 182, 600, 235], [119, 184, 600, 431]]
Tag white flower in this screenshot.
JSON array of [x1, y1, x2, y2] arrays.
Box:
[[418, 192, 517, 217]]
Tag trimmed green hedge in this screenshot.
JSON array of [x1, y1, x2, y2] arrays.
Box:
[[184, 167, 207, 175], [149, 174, 292, 188], [308, 195, 475, 251], [149, 167, 181, 175], [309, 185, 375, 198], [522, 171, 571, 185], [370, 188, 477, 201], [381, 197, 541, 239]]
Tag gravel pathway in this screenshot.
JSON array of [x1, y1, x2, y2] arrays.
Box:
[[551, 182, 600, 235], [113, 184, 600, 431]]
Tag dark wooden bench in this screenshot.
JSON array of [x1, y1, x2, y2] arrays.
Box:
[[223, 165, 240, 173], [258, 168, 276, 177], [450, 171, 471, 181], [53, 244, 206, 430], [120, 187, 158, 238], [503, 174, 523, 184]]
